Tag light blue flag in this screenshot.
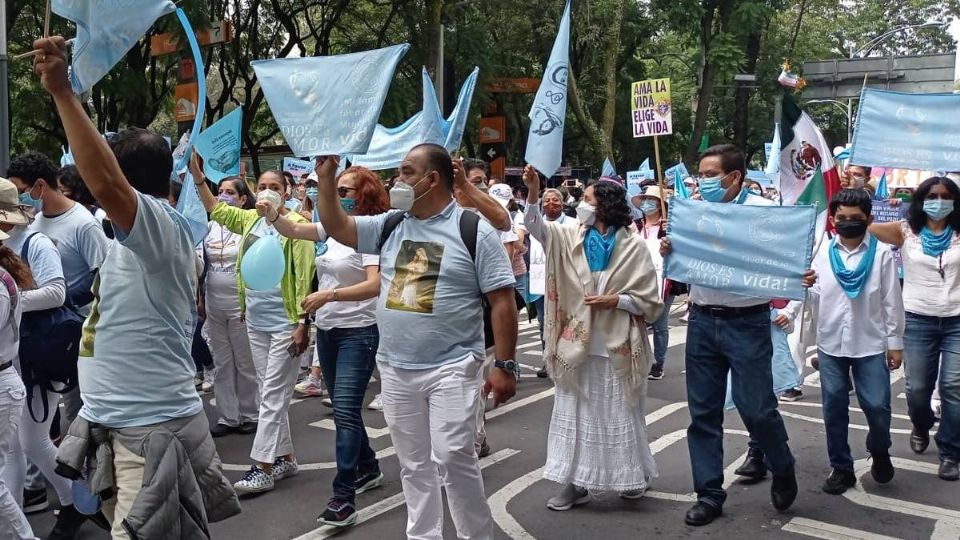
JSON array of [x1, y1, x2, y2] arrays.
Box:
[[52, 0, 175, 95], [61, 147, 74, 167], [764, 122, 781, 177], [747, 170, 774, 187], [173, 9, 206, 173], [664, 198, 816, 300], [673, 168, 689, 200], [602, 158, 617, 178], [525, 0, 571, 177], [194, 108, 242, 185], [874, 172, 888, 201], [664, 162, 688, 186], [638, 158, 651, 172], [349, 67, 479, 170], [252, 44, 410, 158], [176, 173, 208, 248], [850, 88, 960, 174]]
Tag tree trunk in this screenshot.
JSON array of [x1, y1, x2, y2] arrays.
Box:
[[567, 69, 606, 161], [598, 0, 625, 162], [733, 29, 762, 151], [424, 0, 444, 83]]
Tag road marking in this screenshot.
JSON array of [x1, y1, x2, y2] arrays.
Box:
[[778, 410, 934, 436], [779, 400, 913, 422], [843, 457, 960, 523], [783, 517, 902, 540], [294, 449, 521, 540], [517, 342, 540, 351], [223, 447, 398, 472], [308, 419, 392, 438], [487, 388, 555, 420]]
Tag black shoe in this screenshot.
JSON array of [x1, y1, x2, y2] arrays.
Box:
[[355, 471, 384, 495], [23, 488, 49, 514], [88, 510, 111, 532], [238, 422, 258, 435], [684, 502, 722, 526], [871, 452, 895, 484], [811, 357, 819, 371], [46, 504, 85, 540], [536, 366, 549, 378], [910, 428, 929, 454], [779, 388, 803, 402], [734, 448, 767, 481], [317, 497, 357, 527], [648, 365, 664, 380], [939, 459, 960, 481], [210, 423, 237, 438], [771, 471, 798, 511], [821, 468, 857, 495]]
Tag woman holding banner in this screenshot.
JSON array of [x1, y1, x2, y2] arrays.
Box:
[[870, 175, 960, 481], [523, 166, 662, 510], [193, 156, 317, 496]]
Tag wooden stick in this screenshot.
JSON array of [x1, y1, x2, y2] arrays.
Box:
[[12, 38, 75, 60], [653, 135, 667, 216], [43, 0, 52, 38]]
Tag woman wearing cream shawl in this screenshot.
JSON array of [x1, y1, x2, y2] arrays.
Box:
[[522, 166, 663, 511]]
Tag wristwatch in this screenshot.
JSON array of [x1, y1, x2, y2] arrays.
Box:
[[494, 359, 520, 379]]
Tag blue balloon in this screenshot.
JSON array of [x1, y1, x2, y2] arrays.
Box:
[[241, 234, 285, 291]]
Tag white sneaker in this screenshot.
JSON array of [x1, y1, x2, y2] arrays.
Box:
[[321, 398, 333, 408], [367, 394, 384, 411], [201, 369, 216, 393], [271, 457, 299, 481], [234, 466, 274, 495], [294, 375, 324, 397]]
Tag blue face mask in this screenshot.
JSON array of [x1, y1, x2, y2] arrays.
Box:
[[639, 199, 659, 216], [19, 191, 42, 211], [340, 197, 356, 213], [697, 175, 729, 203], [306, 187, 318, 202], [924, 199, 955, 221]]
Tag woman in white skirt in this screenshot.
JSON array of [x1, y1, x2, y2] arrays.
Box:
[[522, 167, 663, 511]]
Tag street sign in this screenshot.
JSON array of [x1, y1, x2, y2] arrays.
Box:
[[174, 83, 198, 123], [483, 78, 540, 93], [151, 20, 234, 57], [802, 53, 956, 100], [479, 116, 507, 178]]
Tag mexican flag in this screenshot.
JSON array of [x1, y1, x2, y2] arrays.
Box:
[[778, 92, 842, 237]]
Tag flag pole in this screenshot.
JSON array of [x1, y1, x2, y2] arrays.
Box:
[[653, 135, 666, 216], [43, 0, 51, 38]]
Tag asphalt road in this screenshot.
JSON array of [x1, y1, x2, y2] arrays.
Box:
[[28, 304, 960, 539]]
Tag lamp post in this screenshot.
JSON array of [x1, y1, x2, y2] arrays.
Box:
[[805, 99, 854, 142]]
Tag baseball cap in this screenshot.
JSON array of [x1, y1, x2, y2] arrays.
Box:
[[488, 183, 513, 208]]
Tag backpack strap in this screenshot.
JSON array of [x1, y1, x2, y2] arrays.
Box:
[[458, 210, 479, 263], [377, 212, 406, 253], [19, 232, 42, 263]]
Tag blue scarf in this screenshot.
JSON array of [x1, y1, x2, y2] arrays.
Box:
[[829, 235, 878, 299], [920, 225, 954, 257], [584, 227, 617, 272]]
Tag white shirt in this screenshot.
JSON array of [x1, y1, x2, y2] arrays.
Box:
[[809, 234, 904, 357], [203, 221, 242, 315], [689, 191, 777, 308], [314, 222, 379, 331], [900, 222, 960, 317]]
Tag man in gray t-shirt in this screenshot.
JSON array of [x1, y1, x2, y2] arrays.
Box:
[[314, 143, 518, 538]]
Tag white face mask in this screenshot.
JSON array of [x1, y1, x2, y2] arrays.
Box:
[[389, 172, 434, 211], [257, 189, 283, 213], [575, 201, 596, 226]]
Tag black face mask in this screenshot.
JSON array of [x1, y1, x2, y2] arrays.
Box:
[[835, 219, 868, 239], [569, 187, 583, 200]]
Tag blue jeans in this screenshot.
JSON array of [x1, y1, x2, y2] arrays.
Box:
[[315, 325, 380, 501], [685, 306, 795, 509], [903, 312, 960, 460], [818, 350, 891, 471], [652, 295, 675, 369], [515, 275, 527, 304]]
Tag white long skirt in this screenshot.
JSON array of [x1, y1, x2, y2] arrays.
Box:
[[543, 355, 658, 492]]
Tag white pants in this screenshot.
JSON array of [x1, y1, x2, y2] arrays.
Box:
[[379, 355, 492, 540], [206, 309, 259, 427], [0, 369, 34, 539], [474, 350, 495, 452], [101, 439, 146, 540], [247, 324, 300, 464], [19, 388, 73, 506]]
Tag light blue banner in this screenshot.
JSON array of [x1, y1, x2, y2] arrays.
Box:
[[525, 0, 570, 178], [176, 173, 207, 248], [664, 198, 816, 301], [349, 67, 479, 170], [194, 108, 242, 184], [874, 172, 888, 201], [764, 122, 780, 177], [664, 162, 688, 185], [673, 167, 689, 199], [252, 44, 410, 158], [602, 158, 616, 177], [850, 88, 960, 173], [52, 0, 175, 95]]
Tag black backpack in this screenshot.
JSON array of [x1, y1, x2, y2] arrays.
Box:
[[19, 233, 84, 422], [378, 210, 522, 348]]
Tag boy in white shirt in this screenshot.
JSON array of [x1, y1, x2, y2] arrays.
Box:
[[809, 189, 904, 494]]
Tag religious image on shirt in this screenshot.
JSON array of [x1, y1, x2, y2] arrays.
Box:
[[386, 240, 444, 313]]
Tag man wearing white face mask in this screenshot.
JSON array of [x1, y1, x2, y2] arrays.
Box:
[[841, 164, 871, 191], [311, 144, 518, 540], [661, 144, 816, 526]]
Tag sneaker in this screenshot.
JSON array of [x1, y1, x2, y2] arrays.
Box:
[[295, 375, 324, 397], [779, 388, 803, 402], [536, 365, 549, 378], [821, 468, 856, 495], [272, 457, 299, 481], [321, 397, 334, 408], [317, 497, 357, 528], [367, 394, 384, 411], [620, 487, 647, 500], [233, 465, 275, 495], [193, 373, 203, 390], [46, 504, 85, 540], [355, 471, 384, 495], [238, 421, 258, 435], [210, 423, 236, 438], [23, 488, 49, 514], [546, 484, 590, 511], [296, 367, 310, 383], [648, 365, 664, 380], [201, 369, 216, 392], [870, 451, 895, 484], [939, 458, 959, 481], [477, 440, 491, 458]]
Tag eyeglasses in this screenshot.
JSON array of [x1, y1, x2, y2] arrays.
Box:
[[337, 186, 357, 198]]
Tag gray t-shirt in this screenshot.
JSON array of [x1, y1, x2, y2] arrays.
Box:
[[356, 201, 515, 369]]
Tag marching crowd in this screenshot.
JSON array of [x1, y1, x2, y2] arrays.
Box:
[[0, 35, 956, 540]]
